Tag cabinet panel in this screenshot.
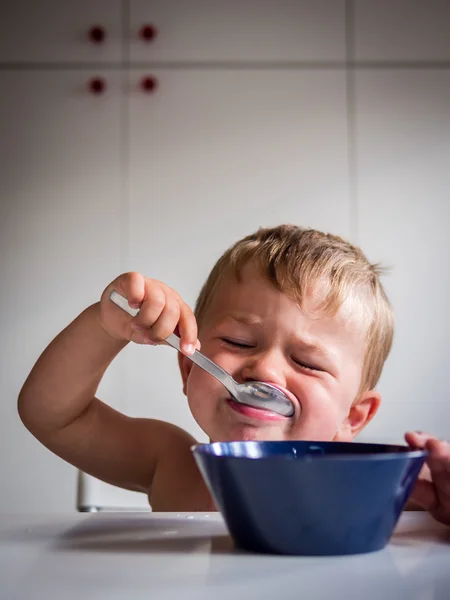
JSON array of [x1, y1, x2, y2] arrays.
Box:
[[0, 0, 123, 63], [0, 70, 124, 511], [355, 70, 450, 437], [126, 69, 350, 439], [129, 0, 346, 62], [354, 0, 450, 61]]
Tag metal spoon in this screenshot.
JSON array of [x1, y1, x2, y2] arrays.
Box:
[[109, 290, 295, 418]]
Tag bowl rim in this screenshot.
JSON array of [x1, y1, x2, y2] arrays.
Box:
[[191, 440, 428, 461]]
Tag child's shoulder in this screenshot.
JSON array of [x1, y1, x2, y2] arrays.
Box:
[[143, 417, 197, 450], [132, 416, 197, 473], [141, 419, 212, 510]]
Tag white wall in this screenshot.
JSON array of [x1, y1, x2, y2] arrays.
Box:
[[1, 0, 450, 512]]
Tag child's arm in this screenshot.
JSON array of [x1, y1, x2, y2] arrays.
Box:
[[18, 272, 199, 493], [404, 431, 450, 525]]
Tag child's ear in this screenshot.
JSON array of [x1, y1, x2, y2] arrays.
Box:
[[334, 391, 381, 442], [178, 352, 193, 396]]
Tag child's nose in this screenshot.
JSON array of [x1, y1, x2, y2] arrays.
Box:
[[240, 350, 286, 387]]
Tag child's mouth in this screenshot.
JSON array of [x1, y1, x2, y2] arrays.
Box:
[[226, 397, 289, 421]]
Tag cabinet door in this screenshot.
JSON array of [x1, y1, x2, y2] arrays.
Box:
[[0, 70, 124, 512], [355, 70, 450, 441], [129, 0, 346, 62], [126, 69, 350, 439], [0, 0, 123, 63], [354, 0, 450, 61]]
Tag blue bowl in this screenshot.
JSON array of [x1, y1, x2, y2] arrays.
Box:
[[192, 441, 427, 556]]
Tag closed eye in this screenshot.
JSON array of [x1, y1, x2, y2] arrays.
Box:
[[221, 338, 255, 349], [292, 358, 322, 372]]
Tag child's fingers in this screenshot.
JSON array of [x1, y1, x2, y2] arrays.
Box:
[[113, 272, 146, 308], [406, 432, 450, 525], [404, 431, 435, 449], [409, 477, 438, 513], [146, 297, 181, 343], [424, 437, 450, 462], [103, 275, 196, 351], [132, 284, 167, 329], [177, 303, 198, 355], [424, 439, 450, 499], [406, 431, 450, 466], [405, 432, 450, 494]]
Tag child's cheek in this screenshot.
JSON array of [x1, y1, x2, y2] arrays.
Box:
[[292, 395, 343, 441], [203, 347, 239, 374], [185, 366, 222, 425]]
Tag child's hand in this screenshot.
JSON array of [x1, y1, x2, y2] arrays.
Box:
[[405, 431, 450, 525], [99, 272, 199, 355]]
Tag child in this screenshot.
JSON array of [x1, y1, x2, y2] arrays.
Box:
[[18, 225, 450, 522]]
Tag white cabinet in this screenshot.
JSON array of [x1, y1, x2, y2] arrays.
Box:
[[129, 0, 346, 62], [0, 0, 123, 63], [126, 67, 350, 434], [0, 69, 123, 357], [354, 0, 450, 61], [354, 69, 450, 440]]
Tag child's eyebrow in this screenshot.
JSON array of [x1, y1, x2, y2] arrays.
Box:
[[294, 338, 334, 358], [292, 338, 341, 371], [219, 313, 264, 326]]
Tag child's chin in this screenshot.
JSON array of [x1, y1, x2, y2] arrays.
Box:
[[212, 425, 287, 443]]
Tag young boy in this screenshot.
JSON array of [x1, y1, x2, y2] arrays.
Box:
[[18, 225, 450, 523]]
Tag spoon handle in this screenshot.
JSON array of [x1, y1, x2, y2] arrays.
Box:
[[108, 290, 236, 397]]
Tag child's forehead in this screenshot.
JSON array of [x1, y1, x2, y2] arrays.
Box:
[[204, 263, 368, 339]]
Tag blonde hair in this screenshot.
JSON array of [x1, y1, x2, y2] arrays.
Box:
[[195, 224, 394, 394]]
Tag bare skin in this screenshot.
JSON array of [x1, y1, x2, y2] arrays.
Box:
[[18, 270, 450, 521]]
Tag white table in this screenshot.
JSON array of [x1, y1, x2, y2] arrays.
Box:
[[1, 512, 449, 600]]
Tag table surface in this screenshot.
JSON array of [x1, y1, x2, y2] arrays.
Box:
[[1, 511, 449, 600]]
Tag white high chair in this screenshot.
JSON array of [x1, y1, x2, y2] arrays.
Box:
[[76, 471, 151, 512]]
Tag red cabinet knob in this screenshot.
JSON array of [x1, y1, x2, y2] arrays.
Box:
[[88, 25, 106, 44], [88, 77, 106, 94], [139, 24, 157, 42], [140, 76, 158, 93]]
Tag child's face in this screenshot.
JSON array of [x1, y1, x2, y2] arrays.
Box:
[[179, 263, 380, 443]]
